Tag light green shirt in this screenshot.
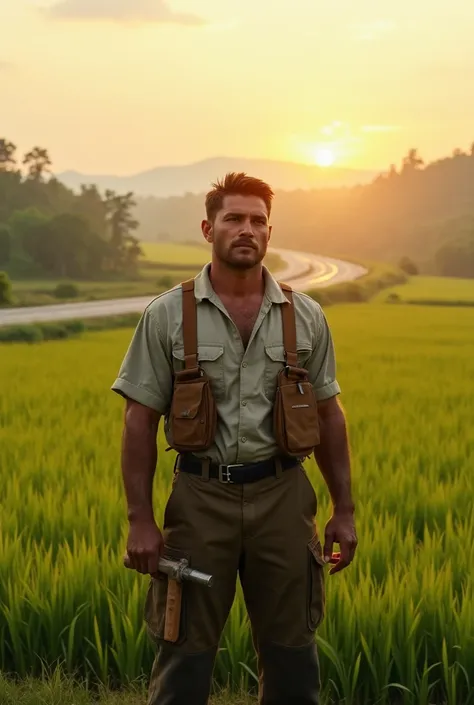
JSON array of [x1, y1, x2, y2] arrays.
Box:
[[111, 263, 341, 465]]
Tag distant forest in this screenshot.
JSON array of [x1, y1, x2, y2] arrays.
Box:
[[0, 140, 142, 279], [1, 137, 474, 280], [136, 146, 474, 278]]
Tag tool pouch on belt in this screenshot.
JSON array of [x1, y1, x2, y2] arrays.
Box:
[[168, 279, 217, 453], [273, 283, 320, 457]]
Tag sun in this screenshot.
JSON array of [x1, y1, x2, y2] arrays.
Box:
[[314, 146, 336, 167]]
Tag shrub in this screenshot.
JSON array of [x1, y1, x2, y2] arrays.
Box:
[[37, 323, 70, 340], [156, 275, 174, 289], [306, 288, 331, 307], [84, 313, 141, 331], [386, 292, 401, 304], [406, 298, 474, 307], [0, 271, 13, 305], [0, 324, 43, 343], [0, 225, 11, 266], [54, 283, 79, 299], [329, 281, 370, 302], [399, 256, 419, 275], [0, 315, 138, 344], [63, 320, 86, 334]]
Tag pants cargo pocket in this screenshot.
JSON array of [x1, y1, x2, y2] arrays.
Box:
[[307, 536, 326, 632], [144, 546, 190, 646]]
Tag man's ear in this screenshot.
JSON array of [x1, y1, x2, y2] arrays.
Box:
[[201, 219, 213, 243]]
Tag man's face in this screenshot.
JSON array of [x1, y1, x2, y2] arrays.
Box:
[[202, 194, 272, 270]]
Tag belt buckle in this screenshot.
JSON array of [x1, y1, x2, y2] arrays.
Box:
[[218, 463, 243, 483]]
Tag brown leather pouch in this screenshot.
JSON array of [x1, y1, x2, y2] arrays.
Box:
[[273, 283, 320, 457], [168, 279, 217, 453]]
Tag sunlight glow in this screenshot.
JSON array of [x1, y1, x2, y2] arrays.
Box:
[[314, 146, 336, 167]]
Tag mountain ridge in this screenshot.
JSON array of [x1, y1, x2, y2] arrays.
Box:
[[57, 155, 379, 198]]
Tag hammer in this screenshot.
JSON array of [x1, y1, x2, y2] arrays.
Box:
[[123, 553, 213, 642]]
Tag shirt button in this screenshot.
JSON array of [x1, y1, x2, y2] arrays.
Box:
[[242, 362, 248, 368], [241, 400, 247, 406], [241, 436, 247, 443]]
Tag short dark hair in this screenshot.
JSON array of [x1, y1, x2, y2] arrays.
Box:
[[205, 172, 274, 221]]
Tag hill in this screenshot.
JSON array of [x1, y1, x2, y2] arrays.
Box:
[[132, 146, 474, 276], [57, 156, 377, 198], [2, 137, 474, 282]]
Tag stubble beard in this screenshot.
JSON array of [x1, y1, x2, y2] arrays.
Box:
[[214, 238, 267, 271]]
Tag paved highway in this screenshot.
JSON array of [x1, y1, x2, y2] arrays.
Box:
[[0, 248, 367, 326], [268, 247, 367, 291]]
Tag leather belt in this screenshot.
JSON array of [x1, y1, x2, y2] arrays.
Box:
[[176, 453, 300, 484]]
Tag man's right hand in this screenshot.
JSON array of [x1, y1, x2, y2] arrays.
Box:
[[126, 519, 164, 576]]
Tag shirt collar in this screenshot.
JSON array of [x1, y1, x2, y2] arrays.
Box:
[[193, 263, 290, 305]]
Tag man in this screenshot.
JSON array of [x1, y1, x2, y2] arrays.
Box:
[[111, 172, 357, 705]]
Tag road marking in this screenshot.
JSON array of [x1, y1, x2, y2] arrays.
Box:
[[308, 262, 339, 285]]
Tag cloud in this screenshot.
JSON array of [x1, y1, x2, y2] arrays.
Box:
[[44, 0, 205, 25], [320, 122, 338, 137], [351, 19, 397, 41], [315, 122, 401, 141], [0, 60, 14, 71], [318, 122, 358, 144]]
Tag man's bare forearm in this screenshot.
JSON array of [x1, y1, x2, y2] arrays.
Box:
[[313, 397, 355, 514], [121, 400, 160, 524]]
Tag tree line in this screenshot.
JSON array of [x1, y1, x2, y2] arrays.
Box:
[[135, 145, 474, 278], [0, 139, 142, 279], [2, 137, 473, 281]]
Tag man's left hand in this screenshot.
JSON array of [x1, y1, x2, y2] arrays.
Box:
[[323, 511, 358, 575]]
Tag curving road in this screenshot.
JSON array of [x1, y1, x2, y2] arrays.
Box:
[[268, 247, 367, 291], [0, 248, 367, 326]]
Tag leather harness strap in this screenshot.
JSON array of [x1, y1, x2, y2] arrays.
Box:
[[181, 278, 298, 369], [181, 279, 198, 370], [279, 282, 298, 368]]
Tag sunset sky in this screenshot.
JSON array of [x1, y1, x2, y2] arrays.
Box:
[[1, 0, 474, 175]]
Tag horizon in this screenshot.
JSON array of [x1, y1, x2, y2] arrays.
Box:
[[56, 152, 382, 177], [4, 145, 470, 181], [2, 0, 474, 175]]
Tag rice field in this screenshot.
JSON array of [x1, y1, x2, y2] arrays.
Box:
[[1, 302, 473, 704], [374, 275, 474, 304], [138, 241, 211, 266]]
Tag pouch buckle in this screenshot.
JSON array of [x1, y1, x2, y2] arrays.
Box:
[[218, 463, 243, 483]]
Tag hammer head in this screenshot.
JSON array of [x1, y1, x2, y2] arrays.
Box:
[[123, 553, 213, 587]]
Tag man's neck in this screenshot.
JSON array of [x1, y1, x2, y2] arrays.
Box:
[[208, 260, 266, 299]]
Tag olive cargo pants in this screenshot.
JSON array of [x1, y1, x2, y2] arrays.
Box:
[[144, 460, 326, 705]]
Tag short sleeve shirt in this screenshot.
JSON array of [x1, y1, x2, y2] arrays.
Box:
[[111, 264, 341, 465]]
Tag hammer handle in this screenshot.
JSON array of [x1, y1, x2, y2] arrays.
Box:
[[164, 578, 182, 642]]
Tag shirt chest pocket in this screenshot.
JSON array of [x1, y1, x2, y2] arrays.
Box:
[[172, 344, 225, 402], [264, 342, 313, 400]]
